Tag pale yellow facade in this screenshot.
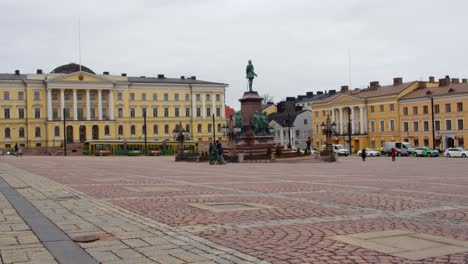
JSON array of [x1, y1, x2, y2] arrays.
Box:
[[298, 77, 466, 153], [0, 64, 227, 150]]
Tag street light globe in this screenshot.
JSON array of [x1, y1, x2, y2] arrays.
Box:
[[321, 122, 326, 131], [331, 122, 337, 131]]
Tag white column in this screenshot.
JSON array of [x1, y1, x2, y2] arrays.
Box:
[[212, 93, 216, 117], [339, 107, 344, 134], [331, 108, 336, 123], [359, 105, 364, 134], [350, 106, 355, 134], [201, 93, 206, 117], [221, 93, 226, 118], [364, 106, 368, 132], [97, 89, 102, 120], [47, 89, 52, 121], [60, 89, 65, 120], [109, 90, 114, 120], [86, 89, 91, 120], [73, 89, 78, 121], [191, 91, 196, 118]]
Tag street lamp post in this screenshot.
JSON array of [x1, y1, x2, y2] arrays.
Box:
[[173, 121, 190, 160], [212, 114, 216, 143], [430, 97, 436, 150], [143, 111, 147, 156], [321, 115, 337, 162], [63, 108, 67, 156], [221, 117, 242, 141]]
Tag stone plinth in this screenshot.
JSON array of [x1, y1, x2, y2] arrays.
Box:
[[239, 91, 263, 135]]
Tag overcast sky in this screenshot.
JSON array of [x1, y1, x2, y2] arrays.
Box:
[[1, 0, 467, 109]]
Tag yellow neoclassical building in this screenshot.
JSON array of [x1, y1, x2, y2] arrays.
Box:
[[0, 63, 227, 150], [297, 76, 467, 152]]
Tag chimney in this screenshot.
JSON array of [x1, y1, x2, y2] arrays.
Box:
[[369, 81, 380, 90], [439, 78, 448, 87], [14, 70, 20, 75], [462, 79, 467, 84], [429, 76, 435, 82], [418, 82, 427, 89], [316, 91, 324, 95], [157, 74, 165, 79], [121, 73, 127, 77], [286, 97, 296, 101], [329, 89, 337, 95], [297, 95, 305, 100], [393, 77, 403, 86], [267, 102, 274, 105], [103, 71, 109, 75], [36, 69, 43, 74], [445, 75, 451, 85], [340, 85, 349, 92], [306, 92, 314, 98], [190, 76, 196, 80], [180, 76, 185, 79], [452, 78, 460, 84]]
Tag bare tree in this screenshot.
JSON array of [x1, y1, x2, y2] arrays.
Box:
[[262, 93, 274, 105]]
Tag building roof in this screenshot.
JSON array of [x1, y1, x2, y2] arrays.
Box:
[[0, 74, 26, 80], [268, 110, 309, 127], [309, 81, 417, 105], [51, 63, 96, 75], [128, 76, 226, 85], [400, 82, 468, 100]]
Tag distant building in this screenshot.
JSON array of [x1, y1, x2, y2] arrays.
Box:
[[262, 102, 277, 115], [268, 110, 312, 149], [225, 105, 236, 119], [0, 63, 228, 150]]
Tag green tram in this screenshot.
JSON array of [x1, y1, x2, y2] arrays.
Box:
[[82, 140, 197, 156]]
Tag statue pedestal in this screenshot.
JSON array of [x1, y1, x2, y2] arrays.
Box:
[[239, 91, 263, 136], [229, 91, 274, 161]]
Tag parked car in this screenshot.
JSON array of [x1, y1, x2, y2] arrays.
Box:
[[413, 147, 439, 157], [445, 148, 468, 158], [356, 148, 381, 157], [333, 144, 349, 156]]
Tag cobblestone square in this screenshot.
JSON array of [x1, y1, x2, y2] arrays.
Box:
[[1, 156, 468, 263]]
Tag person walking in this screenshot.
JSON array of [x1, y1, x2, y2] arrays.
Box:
[[391, 147, 396, 162], [361, 148, 367, 161], [209, 143, 219, 165], [14, 143, 19, 157], [216, 140, 225, 164], [17, 147, 23, 157], [306, 137, 311, 154]]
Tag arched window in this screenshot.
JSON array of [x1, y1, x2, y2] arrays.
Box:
[[217, 123, 221, 132], [35, 127, 41, 137], [5, 128, 11, 138], [164, 124, 169, 134], [118, 125, 123, 135], [197, 124, 202, 133], [185, 124, 190, 132], [153, 125, 158, 134], [130, 125, 136, 135], [54, 126, 60, 137], [104, 125, 110, 135], [19, 127, 25, 138], [208, 124, 212, 133]]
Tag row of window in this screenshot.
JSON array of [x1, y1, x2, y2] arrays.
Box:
[[125, 107, 222, 118], [367, 119, 465, 133], [2, 123, 224, 139], [403, 103, 463, 115], [403, 119, 464, 132], [3, 106, 223, 120], [125, 92, 221, 102], [1, 91, 224, 103]]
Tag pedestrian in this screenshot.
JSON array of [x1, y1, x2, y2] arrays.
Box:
[[361, 148, 366, 161], [14, 143, 19, 157], [209, 143, 219, 165], [216, 140, 225, 164], [17, 147, 23, 157], [306, 137, 311, 154], [391, 147, 396, 162]]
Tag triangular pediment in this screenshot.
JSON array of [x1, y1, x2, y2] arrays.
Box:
[[46, 71, 114, 84], [329, 94, 363, 104]]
